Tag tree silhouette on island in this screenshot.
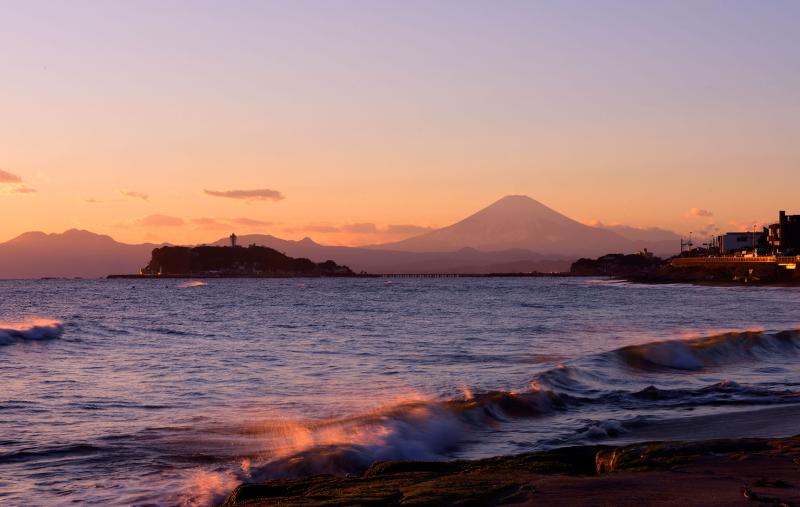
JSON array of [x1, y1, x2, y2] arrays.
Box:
[[140, 244, 354, 277]]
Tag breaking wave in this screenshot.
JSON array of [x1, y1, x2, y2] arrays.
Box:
[[174, 328, 800, 505], [613, 329, 800, 371], [0, 318, 64, 346], [174, 390, 566, 505]]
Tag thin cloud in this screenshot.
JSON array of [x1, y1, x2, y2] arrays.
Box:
[[284, 224, 340, 234], [120, 190, 149, 200], [385, 224, 435, 235], [85, 197, 116, 204], [192, 218, 229, 230], [204, 188, 284, 202], [688, 208, 713, 217], [582, 220, 634, 228], [84, 197, 126, 204], [342, 223, 435, 236], [192, 217, 272, 230], [0, 170, 36, 194], [284, 222, 434, 241], [0, 169, 22, 183], [585, 221, 680, 241], [137, 214, 184, 227], [230, 217, 271, 227], [726, 219, 769, 232], [301, 224, 340, 233], [341, 222, 378, 234], [696, 223, 720, 236]]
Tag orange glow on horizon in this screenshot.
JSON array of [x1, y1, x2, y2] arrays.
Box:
[[1, 2, 798, 246]]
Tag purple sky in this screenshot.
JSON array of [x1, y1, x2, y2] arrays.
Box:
[[0, 1, 798, 244]]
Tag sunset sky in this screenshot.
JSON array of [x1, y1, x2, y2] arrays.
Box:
[[1, 1, 798, 246]]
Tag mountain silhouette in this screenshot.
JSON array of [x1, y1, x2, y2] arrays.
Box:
[[209, 235, 571, 274], [0, 229, 161, 278], [0, 196, 679, 277], [375, 195, 672, 256]]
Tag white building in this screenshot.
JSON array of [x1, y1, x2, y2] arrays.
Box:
[[718, 232, 760, 254]]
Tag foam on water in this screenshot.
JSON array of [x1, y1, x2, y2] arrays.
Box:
[[0, 318, 63, 346], [170, 330, 800, 505], [177, 281, 208, 289], [4, 278, 800, 506]]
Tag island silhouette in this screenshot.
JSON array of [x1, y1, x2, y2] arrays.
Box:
[[135, 244, 354, 277]]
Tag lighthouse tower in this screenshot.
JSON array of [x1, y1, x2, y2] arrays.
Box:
[[230, 232, 237, 248]]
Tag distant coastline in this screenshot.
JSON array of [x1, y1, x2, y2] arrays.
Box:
[[107, 273, 363, 279], [113, 243, 582, 279], [106, 272, 575, 279], [571, 252, 800, 286], [101, 243, 800, 285]]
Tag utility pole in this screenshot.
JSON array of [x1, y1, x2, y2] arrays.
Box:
[[681, 232, 694, 255]]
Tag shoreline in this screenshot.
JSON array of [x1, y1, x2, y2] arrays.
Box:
[[106, 272, 575, 279], [106, 273, 369, 279], [222, 433, 800, 506], [105, 272, 800, 286], [617, 274, 800, 287]]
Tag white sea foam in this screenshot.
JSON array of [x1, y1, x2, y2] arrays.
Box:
[[169, 325, 800, 506], [579, 419, 630, 439], [177, 469, 241, 507], [166, 396, 466, 506], [177, 281, 208, 289], [0, 318, 64, 345]]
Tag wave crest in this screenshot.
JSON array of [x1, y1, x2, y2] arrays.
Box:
[[614, 330, 800, 371], [175, 328, 800, 505], [0, 318, 64, 346]]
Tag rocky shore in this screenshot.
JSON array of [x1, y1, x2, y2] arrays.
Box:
[[222, 435, 800, 506]]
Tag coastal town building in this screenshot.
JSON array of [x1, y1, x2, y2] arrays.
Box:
[[718, 232, 761, 254], [709, 211, 799, 256], [768, 211, 800, 254]]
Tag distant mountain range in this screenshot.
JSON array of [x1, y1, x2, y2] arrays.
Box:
[[209, 235, 573, 275], [0, 230, 162, 278], [0, 196, 680, 278]]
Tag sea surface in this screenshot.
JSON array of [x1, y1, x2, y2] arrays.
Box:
[[2, 278, 800, 506]]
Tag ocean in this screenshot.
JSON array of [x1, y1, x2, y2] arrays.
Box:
[[1, 278, 800, 506]]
